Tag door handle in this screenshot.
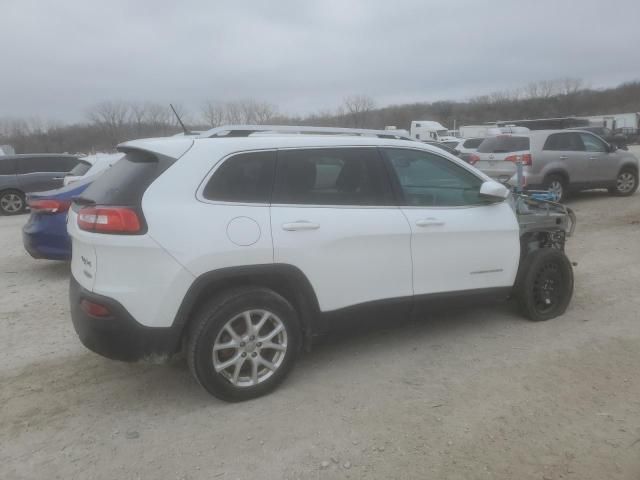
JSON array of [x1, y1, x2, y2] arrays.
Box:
[[282, 221, 320, 231], [52, 176, 65, 180], [559, 155, 568, 160], [588, 156, 598, 160], [416, 218, 445, 227]]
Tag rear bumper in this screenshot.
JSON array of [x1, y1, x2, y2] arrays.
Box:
[[69, 276, 182, 361], [22, 214, 71, 260]]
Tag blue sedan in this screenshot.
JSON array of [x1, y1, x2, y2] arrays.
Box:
[[22, 176, 94, 260]]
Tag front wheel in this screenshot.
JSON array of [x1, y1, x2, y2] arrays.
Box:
[[608, 168, 638, 196], [515, 249, 574, 321], [187, 287, 301, 402]]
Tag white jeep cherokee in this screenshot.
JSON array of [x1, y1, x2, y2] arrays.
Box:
[[68, 126, 575, 402]]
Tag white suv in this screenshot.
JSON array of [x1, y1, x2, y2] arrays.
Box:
[[68, 126, 575, 401]]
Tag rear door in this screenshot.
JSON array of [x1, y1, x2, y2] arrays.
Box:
[[270, 147, 413, 312], [382, 147, 520, 295], [0, 157, 17, 188]]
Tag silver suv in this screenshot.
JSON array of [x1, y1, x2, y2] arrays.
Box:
[[471, 130, 639, 201]]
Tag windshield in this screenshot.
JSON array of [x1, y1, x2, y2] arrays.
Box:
[[477, 135, 530, 153]]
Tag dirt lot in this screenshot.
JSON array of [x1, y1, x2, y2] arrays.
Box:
[[1, 190, 639, 480]]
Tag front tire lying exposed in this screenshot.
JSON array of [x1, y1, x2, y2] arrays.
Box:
[[515, 248, 574, 321], [187, 287, 301, 402]]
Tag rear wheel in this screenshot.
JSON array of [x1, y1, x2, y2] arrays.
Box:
[[515, 249, 574, 321], [608, 168, 638, 196], [0, 190, 25, 215], [187, 287, 301, 402], [543, 174, 566, 202]]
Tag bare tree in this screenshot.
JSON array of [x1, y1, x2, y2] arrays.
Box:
[[201, 100, 226, 127], [342, 95, 375, 127], [86, 100, 131, 144]]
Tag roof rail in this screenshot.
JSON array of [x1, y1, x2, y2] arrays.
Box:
[[199, 125, 415, 141]]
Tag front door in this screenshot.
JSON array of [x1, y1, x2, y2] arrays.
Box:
[[578, 132, 619, 185], [270, 147, 413, 312], [381, 147, 520, 296]]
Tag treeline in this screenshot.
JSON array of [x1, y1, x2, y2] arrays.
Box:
[[2, 78, 640, 154]]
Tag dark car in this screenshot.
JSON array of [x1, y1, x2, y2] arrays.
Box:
[[22, 175, 94, 260], [569, 126, 628, 149], [0, 154, 80, 215]]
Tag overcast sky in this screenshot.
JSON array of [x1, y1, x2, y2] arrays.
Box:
[[2, 0, 640, 123]]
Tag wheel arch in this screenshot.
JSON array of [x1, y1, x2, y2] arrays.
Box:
[[618, 162, 638, 174], [174, 264, 322, 348], [543, 169, 570, 185]]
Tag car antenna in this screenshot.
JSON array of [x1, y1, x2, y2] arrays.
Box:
[[170, 103, 191, 135]]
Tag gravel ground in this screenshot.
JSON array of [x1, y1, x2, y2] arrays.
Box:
[[1, 189, 639, 480]]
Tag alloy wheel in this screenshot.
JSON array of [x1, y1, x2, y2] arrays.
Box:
[[0, 193, 23, 213], [532, 262, 562, 315], [212, 309, 288, 387], [547, 180, 563, 201], [616, 172, 636, 194]]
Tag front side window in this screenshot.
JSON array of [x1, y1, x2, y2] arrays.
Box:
[[273, 148, 393, 206], [203, 150, 276, 203], [382, 148, 484, 207], [580, 133, 607, 153]]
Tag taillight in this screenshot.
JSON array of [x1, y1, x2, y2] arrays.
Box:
[[28, 199, 71, 214], [77, 206, 142, 234], [505, 153, 532, 166], [80, 299, 111, 317], [468, 154, 480, 165]]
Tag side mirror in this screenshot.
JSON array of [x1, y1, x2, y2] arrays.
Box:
[[479, 180, 510, 201]]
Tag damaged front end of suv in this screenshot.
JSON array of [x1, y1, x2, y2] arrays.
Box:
[[512, 193, 576, 254]]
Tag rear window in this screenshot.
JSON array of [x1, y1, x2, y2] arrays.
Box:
[[463, 138, 483, 149], [68, 160, 92, 177], [477, 136, 530, 153], [78, 150, 174, 206]]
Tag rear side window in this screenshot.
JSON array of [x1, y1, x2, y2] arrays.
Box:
[[477, 136, 530, 153], [273, 148, 393, 206], [463, 138, 483, 149], [17, 156, 76, 174], [0, 159, 16, 175], [202, 151, 276, 203], [68, 160, 92, 176], [543, 133, 584, 151], [79, 150, 173, 206]]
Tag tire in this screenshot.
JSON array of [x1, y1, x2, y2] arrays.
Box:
[[515, 249, 574, 322], [0, 190, 26, 215], [543, 174, 567, 202], [187, 287, 301, 402], [608, 168, 638, 196]]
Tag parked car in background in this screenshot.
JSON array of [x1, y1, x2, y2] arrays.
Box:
[[64, 153, 123, 186], [421, 140, 461, 157], [471, 131, 639, 201], [23, 175, 95, 260], [67, 125, 575, 402], [0, 154, 79, 215], [451, 138, 484, 163], [568, 126, 628, 150]]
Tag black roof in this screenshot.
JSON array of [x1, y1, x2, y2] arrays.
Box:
[[0, 153, 78, 161]]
